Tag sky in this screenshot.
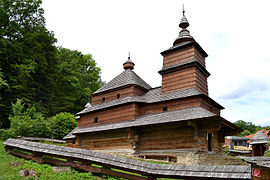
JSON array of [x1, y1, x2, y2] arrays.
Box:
[[42, 0, 270, 126]]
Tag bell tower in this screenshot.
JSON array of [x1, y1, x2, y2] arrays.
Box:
[[159, 8, 210, 95]]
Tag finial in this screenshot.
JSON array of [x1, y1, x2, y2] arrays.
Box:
[[183, 4, 185, 16], [123, 52, 135, 70], [173, 6, 194, 46]]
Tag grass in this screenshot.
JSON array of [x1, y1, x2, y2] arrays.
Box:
[[0, 141, 107, 179]]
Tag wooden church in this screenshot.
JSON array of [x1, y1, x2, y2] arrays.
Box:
[[64, 9, 241, 160]]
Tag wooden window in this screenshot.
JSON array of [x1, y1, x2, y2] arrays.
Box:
[[117, 94, 120, 99], [102, 97, 105, 102], [163, 106, 168, 112], [94, 117, 98, 123], [207, 132, 212, 151]]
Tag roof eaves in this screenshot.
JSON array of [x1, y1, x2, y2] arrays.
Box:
[[158, 60, 211, 78], [161, 41, 208, 57], [73, 107, 217, 134]]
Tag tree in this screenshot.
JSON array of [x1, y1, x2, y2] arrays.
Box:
[[50, 47, 102, 114], [0, 0, 103, 128], [0, 0, 57, 127], [48, 112, 77, 139], [234, 120, 259, 136]]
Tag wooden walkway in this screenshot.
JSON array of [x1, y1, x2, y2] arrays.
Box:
[[4, 138, 251, 180]]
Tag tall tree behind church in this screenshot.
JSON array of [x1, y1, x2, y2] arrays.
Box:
[[0, 0, 102, 128]]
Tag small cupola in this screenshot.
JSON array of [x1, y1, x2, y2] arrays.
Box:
[[123, 53, 135, 70], [84, 97, 92, 108], [173, 6, 194, 46]]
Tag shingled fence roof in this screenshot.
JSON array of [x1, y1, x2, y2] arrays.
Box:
[[4, 139, 251, 179], [238, 156, 270, 168]]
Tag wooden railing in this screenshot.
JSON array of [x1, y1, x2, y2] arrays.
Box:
[[4, 138, 251, 180]]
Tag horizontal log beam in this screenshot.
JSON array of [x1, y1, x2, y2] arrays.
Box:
[[43, 157, 148, 180]]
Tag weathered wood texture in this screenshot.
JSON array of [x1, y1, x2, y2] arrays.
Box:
[[92, 85, 146, 105], [163, 45, 206, 68], [141, 96, 220, 116], [78, 129, 132, 151], [138, 124, 220, 153], [75, 121, 222, 153], [139, 126, 195, 151], [4, 139, 252, 180], [161, 66, 208, 95], [78, 103, 140, 127]]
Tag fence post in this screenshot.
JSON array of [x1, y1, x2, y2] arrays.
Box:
[[32, 152, 44, 164]]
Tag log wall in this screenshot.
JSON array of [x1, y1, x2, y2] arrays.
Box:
[[141, 97, 220, 116], [78, 129, 132, 152], [139, 126, 195, 151], [138, 125, 220, 153], [92, 86, 146, 105], [78, 103, 140, 127], [162, 45, 206, 68], [161, 66, 208, 95]]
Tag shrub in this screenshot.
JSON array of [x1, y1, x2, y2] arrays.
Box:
[[0, 99, 53, 139], [49, 112, 77, 139]]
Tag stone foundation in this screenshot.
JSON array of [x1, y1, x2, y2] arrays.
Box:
[[176, 151, 247, 165]]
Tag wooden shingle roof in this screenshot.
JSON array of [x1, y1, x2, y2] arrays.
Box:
[[93, 69, 151, 95], [77, 87, 201, 115], [238, 156, 270, 168], [250, 131, 269, 145], [73, 107, 217, 134]]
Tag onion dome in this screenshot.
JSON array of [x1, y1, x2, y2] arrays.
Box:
[[173, 6, 194, 46], [123, 53, 135, 70]]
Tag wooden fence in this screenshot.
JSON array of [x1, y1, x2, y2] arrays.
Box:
[[4, 138, 251, 180]]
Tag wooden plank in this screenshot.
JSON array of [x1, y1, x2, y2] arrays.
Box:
[[43, 157, 148, 180]]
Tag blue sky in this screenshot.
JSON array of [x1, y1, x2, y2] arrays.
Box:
[[42, 0, 270, 126]]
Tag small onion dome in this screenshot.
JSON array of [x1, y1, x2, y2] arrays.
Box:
[[123, 54, 135, 70], [173, 8, 194, 46], [84, 102, 92, 108]]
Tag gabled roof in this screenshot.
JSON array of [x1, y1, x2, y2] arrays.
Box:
[[250, 131, 269, 145], [244, 129, 270, 143], [63, 127, 78, 140], [93, 69, 151, 95]]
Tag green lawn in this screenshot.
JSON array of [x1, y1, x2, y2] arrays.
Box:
[[0, 141, 103, 179]]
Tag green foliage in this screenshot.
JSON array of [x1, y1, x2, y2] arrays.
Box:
[[49, 47, 102, 115], [264, 150, 270, 157], [238, 129, 252, 136], [49, 112, 77, 139], [0, 0, 102, 128], [1, 99, 53, 139], [0, 0, 57, 128], [234, 120, 259, 136]]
